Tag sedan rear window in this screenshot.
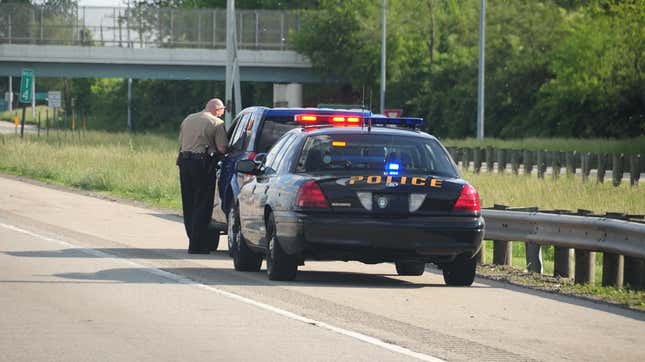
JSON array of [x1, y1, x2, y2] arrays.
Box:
[[295, 134, 458, 178], [255, 117, 300, 153]]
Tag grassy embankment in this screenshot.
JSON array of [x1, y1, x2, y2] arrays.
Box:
[[0, 131, 643, 308], [0, 131, 180, 209]]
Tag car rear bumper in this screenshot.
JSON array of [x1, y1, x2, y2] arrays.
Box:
[[274, 211, 484, 263]]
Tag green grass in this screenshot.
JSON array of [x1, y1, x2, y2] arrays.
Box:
[[0, 131, 181, 209], [0, 105, 58, 125], [442, 136, 645, 155], [464, 170, 644, 215]]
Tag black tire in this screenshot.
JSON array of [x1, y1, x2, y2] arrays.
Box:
[[442, 255, 476, 286], [395, 261, 425, 276], [229, 206, 262, 272], [206, 222, 220, 251], [265, 212, 298, 281]]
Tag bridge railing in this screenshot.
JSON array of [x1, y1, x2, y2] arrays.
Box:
[[0, 4, 300, 50]]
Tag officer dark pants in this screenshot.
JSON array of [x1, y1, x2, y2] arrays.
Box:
[[178, 154, 216, 252]]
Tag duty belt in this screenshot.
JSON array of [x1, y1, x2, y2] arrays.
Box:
[[179, 151, 210, 160]]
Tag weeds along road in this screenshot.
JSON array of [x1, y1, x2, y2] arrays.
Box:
[[0, 175, 643, 362]]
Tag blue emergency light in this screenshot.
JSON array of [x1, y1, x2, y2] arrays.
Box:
[[368, 117, 424, 128], [386, 162, 401, 176]]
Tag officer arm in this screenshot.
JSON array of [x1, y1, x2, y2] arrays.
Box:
[[214, 122, 229, 154]]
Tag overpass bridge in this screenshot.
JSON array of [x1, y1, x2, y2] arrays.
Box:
[[0, 4, 319, 83]]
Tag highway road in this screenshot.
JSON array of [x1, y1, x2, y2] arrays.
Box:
[[1, 175, 643, 361]]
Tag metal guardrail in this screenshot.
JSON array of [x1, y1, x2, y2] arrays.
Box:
[[483, 209, 645, 259], [0, 4, 300, 50]]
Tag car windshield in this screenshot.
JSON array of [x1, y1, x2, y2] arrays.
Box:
[[295, 133, 458, 178]]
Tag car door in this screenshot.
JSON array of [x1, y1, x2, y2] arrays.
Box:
[[240, 134, 295, 246], [213, 111, 251, 224], [212, 111, 248, 224]]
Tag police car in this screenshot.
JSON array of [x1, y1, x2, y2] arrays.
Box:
[[228, 113, 484, 285]]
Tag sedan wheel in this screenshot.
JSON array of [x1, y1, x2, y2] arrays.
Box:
[[265, 212, 297, 281], [442, 255, 476, 286], [395, 261, 425, 276]]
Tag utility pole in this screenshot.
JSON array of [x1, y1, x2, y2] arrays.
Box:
[[225, 0, 241, 129], [379, 0, 386, 115], [476, 0, 486, 140]]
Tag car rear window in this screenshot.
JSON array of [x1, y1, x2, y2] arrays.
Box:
[[255, 116, 300, 153], [295, 134, 458, 178]]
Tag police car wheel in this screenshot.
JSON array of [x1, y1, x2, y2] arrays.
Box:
[[229, 207, 262, 272], [265, 212, 297, 281], [442, 255, 476, 286], [395, 261, 425, 276]]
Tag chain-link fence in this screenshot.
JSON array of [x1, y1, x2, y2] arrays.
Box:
[[0, 4, 301, 50]]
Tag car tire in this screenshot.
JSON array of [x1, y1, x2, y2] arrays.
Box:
[[265, 212, 297, 281], [229, 206, 262, 272], [442, 255, 476, 286], [395, 261, 425, 276]]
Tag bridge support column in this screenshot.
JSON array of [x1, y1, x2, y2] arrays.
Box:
[[273, 83, 302, 108]]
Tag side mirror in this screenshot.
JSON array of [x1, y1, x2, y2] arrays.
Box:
[[254, 153, 268, 164], [236, 160, 258, 174]]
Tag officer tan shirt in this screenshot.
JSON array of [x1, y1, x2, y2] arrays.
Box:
[[179, 111, 228, 155]]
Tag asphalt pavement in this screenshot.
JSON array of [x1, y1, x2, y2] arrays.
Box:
[[1, 175, 643, 361]]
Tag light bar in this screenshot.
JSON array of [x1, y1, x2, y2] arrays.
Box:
[[295, 114, 365, 126]]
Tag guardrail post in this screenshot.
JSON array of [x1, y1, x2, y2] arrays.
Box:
[[473, 148, 483, 174], [485, 146, 494, 173], [612, 154, 624, 187], [629, 154, 641, 186], [550, 151, 561, 179], [597, 154, 607, 183], [553, 247, 572, 278], [496, 148, 506, 174], [461, 148, 470, 171], [493, 240, 512, 266], [602, 253, 624, 287], [574, 250, 596, 285], [565, 151, 575, 177], [581, 153, 591, 182], [624, 256, 645, 290], [525, 242, 543, 273], [523, 150, 533, 176], [511, 150, 520, 175], [537, 150, 546, 179]]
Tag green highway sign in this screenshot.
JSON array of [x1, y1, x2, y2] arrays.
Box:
[[19, 69, 34, 104]]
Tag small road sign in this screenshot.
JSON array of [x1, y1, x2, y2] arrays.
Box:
[[384, 108, 403, 118], [48, 91, 62, 108], [19, 69, 34, 104]]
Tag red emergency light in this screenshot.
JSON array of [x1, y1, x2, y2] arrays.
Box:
[[295, 114, 364, 126]]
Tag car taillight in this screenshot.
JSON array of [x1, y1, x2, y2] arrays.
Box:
[[296, 181, 329, 209], [453, 184, 481, 212]]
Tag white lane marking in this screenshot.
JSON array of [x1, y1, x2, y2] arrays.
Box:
[[1, 222, 445, 362]]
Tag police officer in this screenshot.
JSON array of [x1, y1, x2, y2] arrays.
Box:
[[177, 98, 228, 254]]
